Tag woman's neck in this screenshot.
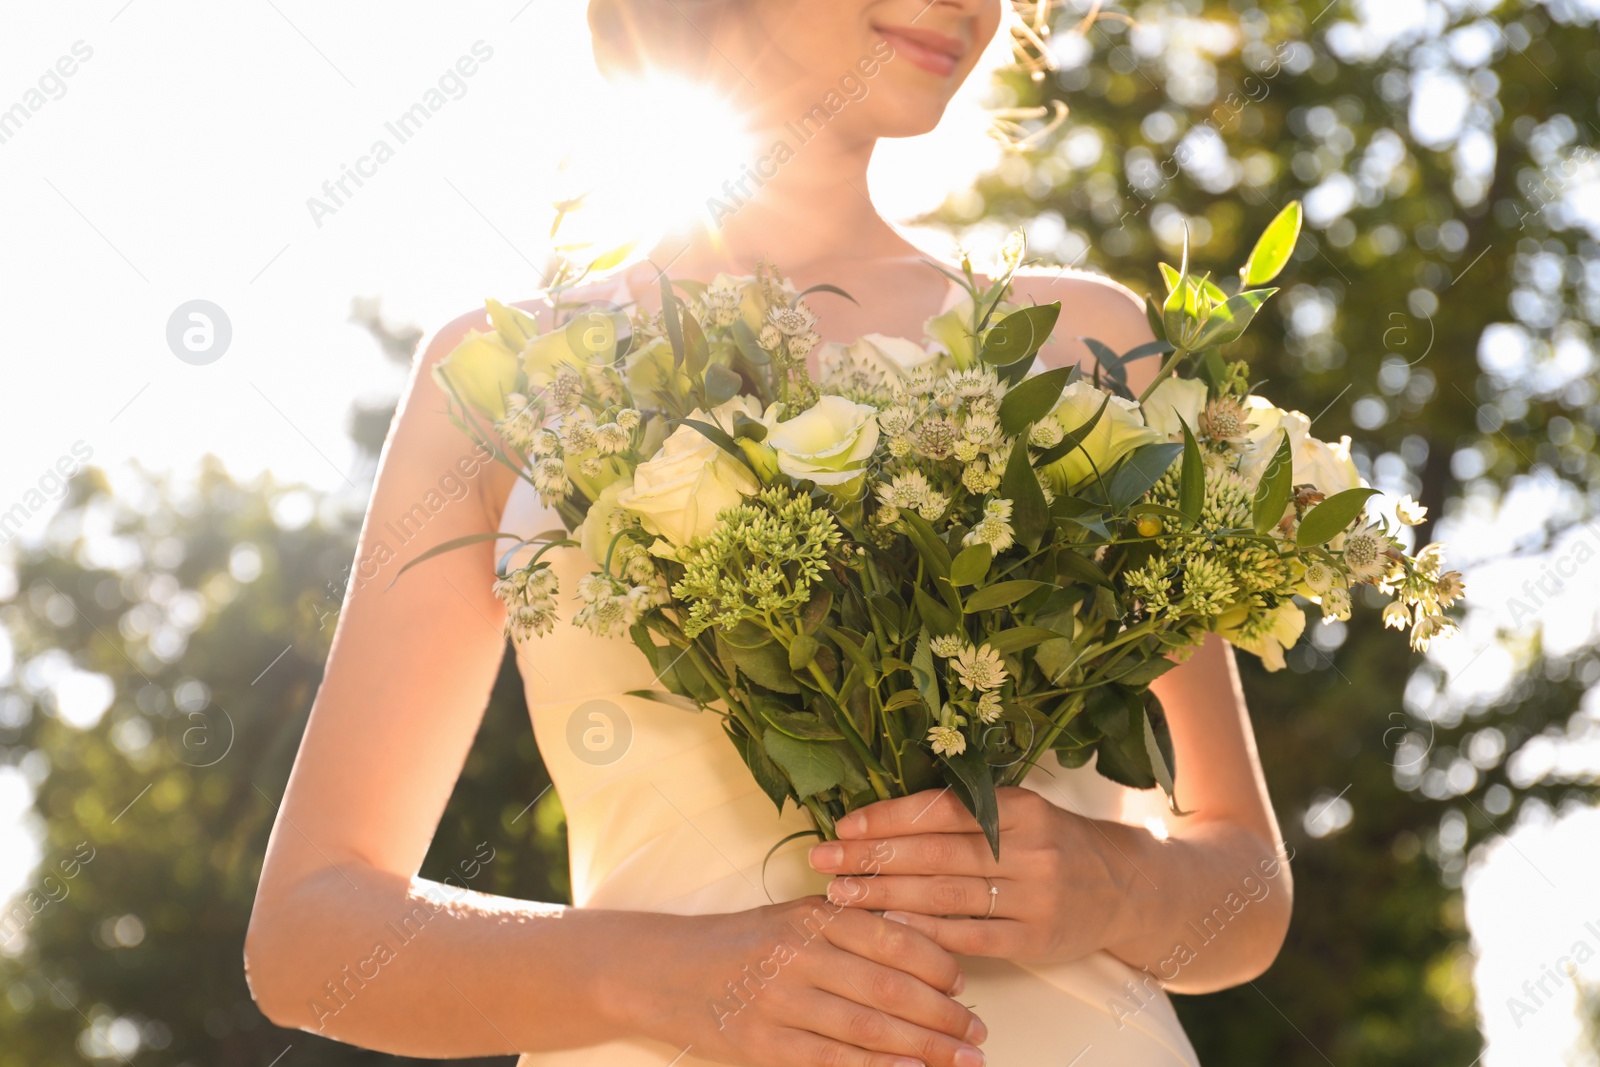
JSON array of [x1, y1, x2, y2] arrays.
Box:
[[646, 123, 918, 280]]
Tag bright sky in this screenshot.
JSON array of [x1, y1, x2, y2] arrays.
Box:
[[2, 2, 1598, 1062]]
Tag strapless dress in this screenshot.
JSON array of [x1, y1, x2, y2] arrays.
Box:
[[496, 476, 1200, 1067]]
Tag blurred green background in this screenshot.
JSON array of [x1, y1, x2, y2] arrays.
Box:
[[3, 1, 1598, 1064]]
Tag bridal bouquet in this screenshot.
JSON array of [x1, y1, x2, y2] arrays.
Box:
[[417, 203, 1462, 856]]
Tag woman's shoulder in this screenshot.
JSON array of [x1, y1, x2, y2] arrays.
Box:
[[1006, 264, 1154, 353]]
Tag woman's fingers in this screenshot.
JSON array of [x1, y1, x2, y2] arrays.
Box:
[[785, 988, 986, 1067], [815, 950, 985, 1047], [810, 832, 999, 879], [877, 910, 1027, 959], [768, 1026, 943, 1067], [829, 873, 1014, 919], [818, 905, 965, 997]]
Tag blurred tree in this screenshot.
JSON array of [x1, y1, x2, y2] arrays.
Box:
[[956, 0, 1600, 1062], [0, 301, 562, 1065]]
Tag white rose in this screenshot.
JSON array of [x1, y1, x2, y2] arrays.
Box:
[[1042, 381, 1163, 492], [1237, 396, 1364, 494], [765, 394, 880, 495], [822, 333, 941, 384], [1295, 433, 1362, 494], [1142, 377, 1208, 439], [616, 397, 761, 547], [576, 478, 628, 567]]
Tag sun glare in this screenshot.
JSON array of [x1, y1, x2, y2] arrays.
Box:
[[549, 75, 755, 266]]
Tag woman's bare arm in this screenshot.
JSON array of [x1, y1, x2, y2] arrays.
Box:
[[243, 307, 987, 1066]]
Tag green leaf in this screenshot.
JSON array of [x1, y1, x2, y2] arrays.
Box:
[[1108, 656, 1179, 687], [1033, 393, 1110, 468], [1189, 288, 1276, 349], [729, 319, 769, 365], [950, 543, 993, 587], [1251, 431, 1295, 535], [963, 580, 1054, 612], [731, 727, 793, 813], [626, 688, 700, 712], [588, 241, 636, 273], [1141, 693, 1183, 812], [821, 626, 876, 681], [661, 276, 685, 368], [1055, 547, 1113, 588], [752, 697, 844, 741], [1297, 487, 1382, 546], [985, 626, 1061, 654], [866, 594, 904, 643], [997, 365, 1074, 435], [913, 585, 960, 636], [674, 418, 751, 472], [717, 632, 801, 694], [796, 282, 859, 305], [1001, 436, 1050, 550], [788, 633, 820, 671], [681, 310, 710, 374], [391, 531, 565, 589], [1178, 418, 1204, 524], [1108, 442, 1184, 512], [899, 509, 951, 581], [911, 630, 941, 721], [941, 747, 1002, 859], [1241, 201, 1302, 287], [980, 304, 1062, 366], [703, 361, 743, 405], [762, 729, 847, 798]]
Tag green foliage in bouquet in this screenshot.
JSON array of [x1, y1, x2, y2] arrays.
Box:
[[414, 204, 1464, 858]]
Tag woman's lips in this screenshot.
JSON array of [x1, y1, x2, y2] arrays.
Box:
[[873, 24, 964, 77]]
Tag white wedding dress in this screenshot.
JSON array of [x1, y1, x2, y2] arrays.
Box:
[[499, 473, 1201, 1065]]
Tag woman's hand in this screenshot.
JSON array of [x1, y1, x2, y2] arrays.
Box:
[[806, 786, 1138, 965], [628, 897, 989, 1067]]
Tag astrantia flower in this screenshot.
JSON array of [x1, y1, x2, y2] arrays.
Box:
[[1415, 542, 1446, 579], [494, 564, 560, 641], [1383, 601, 1411, 630], [1396, 495, 1428, 527], [962, 498, 1016, 554], [1029, 419, 1064, 448], [1435, 570, 1466, 608], [927, 724, 966, 756], [1320, 586, 1352, 622], [1409, 613, 1456, 652], [1302, 560, 1335, 596], [930, 633, 965, 658], [767, 303, 817, 337], [961, 460, 1000, 496], [532, 457, 572, 502], [1342, 522, 1390, 581], [975, 691, 1003, 724], [953, 643, 1007, 691]]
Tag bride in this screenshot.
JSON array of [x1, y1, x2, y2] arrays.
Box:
[[245, 2, 1292, 1064]]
